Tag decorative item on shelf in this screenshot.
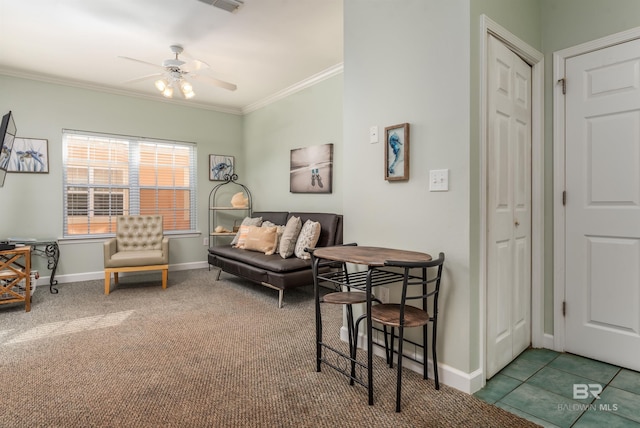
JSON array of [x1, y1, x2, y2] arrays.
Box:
[[231, 191, 248, 208], [208, 173, 251, 248], [385, 123, 410, 181]]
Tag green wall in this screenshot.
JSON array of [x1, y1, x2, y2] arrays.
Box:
[[0, 75, 243, 277], [344, 0, 472, 376], [0, 72, 344, 280], [243, 74, 343, 213]]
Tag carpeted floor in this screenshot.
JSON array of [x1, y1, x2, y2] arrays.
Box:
[[0, 269, 539, 427]]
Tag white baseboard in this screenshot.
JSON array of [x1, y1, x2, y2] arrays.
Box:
[[543, 333, 556, 351], [338, 326, 483, 395], [32, 261, 210, 287]]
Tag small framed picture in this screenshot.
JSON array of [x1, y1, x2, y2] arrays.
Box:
[[385, 123, 410, 181], [8, 138, 49, 173], [209, 155, 235, 181]]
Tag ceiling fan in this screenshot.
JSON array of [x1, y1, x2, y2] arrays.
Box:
[[119, 45, 237, 99]]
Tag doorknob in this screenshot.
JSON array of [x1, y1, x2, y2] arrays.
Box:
[[515, 220, 520, 227]]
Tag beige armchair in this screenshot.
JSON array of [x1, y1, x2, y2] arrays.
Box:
[[104, 215, 169, 294]]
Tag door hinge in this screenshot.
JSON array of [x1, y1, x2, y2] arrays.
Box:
[[558, 78, 566, 94], [563, 191, 567, 206], [562, 301, 566, 316], [558, 78, 566, 95]]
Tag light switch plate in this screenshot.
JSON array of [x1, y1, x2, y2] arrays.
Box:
[[429, 169, 449, 191], [369, 126, 379, 144]]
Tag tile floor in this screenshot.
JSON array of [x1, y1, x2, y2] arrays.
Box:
[[474, 349, 640, 427]]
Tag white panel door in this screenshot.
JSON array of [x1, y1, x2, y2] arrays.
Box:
[[565, 38, 640, 371], [486, 35, 532, 378]]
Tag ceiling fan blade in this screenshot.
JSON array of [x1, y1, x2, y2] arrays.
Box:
[[118, 56, 165, 71], [182, 59, 210, 73], [180, 49, 211, 72], [192, 74, 237, 91], [124, 73, 164, 84]]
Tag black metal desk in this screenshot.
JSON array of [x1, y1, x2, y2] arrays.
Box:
[[311, 245, 432, 406], [9, 239, 60, 293]]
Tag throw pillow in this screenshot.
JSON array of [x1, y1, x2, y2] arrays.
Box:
[[294, 220, 321, 259], [243, 226, 278, 255], [234, 225, 251, 249], [230, 216, 262, 246], [262, 221, 286, 254], [279, 216, 302, 258]]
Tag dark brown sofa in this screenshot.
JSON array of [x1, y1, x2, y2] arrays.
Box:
[[207, 211, 343, 307]]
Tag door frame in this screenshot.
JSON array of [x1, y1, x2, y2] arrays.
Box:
[[479, 15, 545, 387], [553, 26, 640, 353]]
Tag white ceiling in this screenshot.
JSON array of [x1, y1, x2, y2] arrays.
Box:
[[0, 0, 343, 114]]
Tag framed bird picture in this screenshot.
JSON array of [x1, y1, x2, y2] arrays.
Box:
[[209, 154, 235, 181], [8, 138, 49, 173]]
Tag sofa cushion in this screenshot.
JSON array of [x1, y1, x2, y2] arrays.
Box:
[[294, 220, 321, 259], [209, 245, 311, 273], [252, 211, 289, 226], [288, 212, 340, 248], [279, 216, 302, 258]]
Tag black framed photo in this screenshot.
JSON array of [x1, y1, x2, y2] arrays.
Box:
[[209, 154, 235, 181], [385, 123, 410, 181]]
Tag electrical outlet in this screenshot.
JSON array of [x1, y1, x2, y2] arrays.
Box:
[[378, 287, 389, 303], [203, 237, 209, 246]]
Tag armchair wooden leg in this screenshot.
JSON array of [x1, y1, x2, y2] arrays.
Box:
[[104, 271, 111, 295], [162, 268, 168, 289]]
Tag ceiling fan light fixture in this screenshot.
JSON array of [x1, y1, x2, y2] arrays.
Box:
[[183, 90, 195, 99], [155, 79, 168, 91], [180, 80, 193, 93], [162, 86, 174, 98]]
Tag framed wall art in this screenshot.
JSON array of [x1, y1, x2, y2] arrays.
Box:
[[209, 154, 235, 181], [8, 138, 49, 173], [384, 123, 410, 181], [290, 143, 333, 193]]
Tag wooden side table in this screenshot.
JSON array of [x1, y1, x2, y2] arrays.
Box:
[[0, 246, 32, 312]]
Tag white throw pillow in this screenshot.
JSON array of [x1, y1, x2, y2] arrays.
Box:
[[279, 216, 302, 258], [294, 220, 321, 259]]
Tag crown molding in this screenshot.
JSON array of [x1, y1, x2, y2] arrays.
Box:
[[241, 63, 344, 114], [0, 67, 245, 115], [0, 62, 344, 116]]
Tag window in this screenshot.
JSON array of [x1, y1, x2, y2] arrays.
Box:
[[63, 130, 197, 237]]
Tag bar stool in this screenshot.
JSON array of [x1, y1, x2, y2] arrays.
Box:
[[355, 252, 445, 412], [322, 288, 368, 384]]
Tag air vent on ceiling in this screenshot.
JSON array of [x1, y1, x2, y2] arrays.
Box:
[[197, 0, 244, 13]]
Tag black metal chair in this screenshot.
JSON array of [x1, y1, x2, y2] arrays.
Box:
[[317, 243, 375, 385], [357, 252, 445, 412], [322, 287, 368, 384]]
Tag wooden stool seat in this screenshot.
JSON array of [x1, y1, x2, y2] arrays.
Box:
[[371, 304, 431, 328], [323, 291, 368, 305]]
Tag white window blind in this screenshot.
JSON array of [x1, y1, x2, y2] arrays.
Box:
[[62, 130, 197, 237]]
